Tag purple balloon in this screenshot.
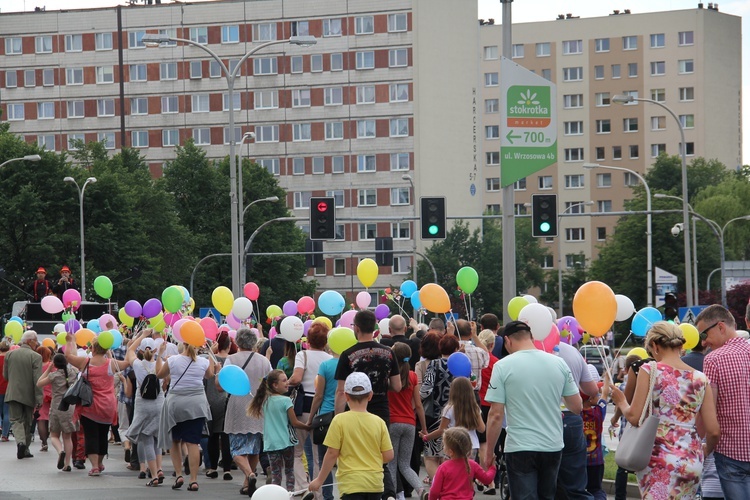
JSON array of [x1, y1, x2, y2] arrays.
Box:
[[142, 298, 162, 319], [375, 304, 390, 321], [65, 318, 81, 334], [303, 319, 313, 336], [124, 300, 142, 318], [283, 300, 298, 316]]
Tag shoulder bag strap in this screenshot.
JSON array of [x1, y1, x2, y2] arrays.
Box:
[[226, 353, 254, 403], [637, 361, 658, 426], [172, 359, 193, 390]]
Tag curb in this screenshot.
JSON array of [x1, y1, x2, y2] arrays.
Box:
[[602, 478, 640, 499]]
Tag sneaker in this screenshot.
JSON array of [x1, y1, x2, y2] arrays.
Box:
[[1, 436, 8, 442], [124, 449, 131, 463], [223, 472, 233, 481], [17, 443, 26, 460], [419, 490, 430, 500], [484, 488, 496, 495], [247, 476, 257, 498], [475, 479, 485, 492], [57, 451, 66, 470], [74, 460, 86, 470]]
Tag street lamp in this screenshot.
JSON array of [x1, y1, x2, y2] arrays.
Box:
[[584, 163, 653, 306], [558, 201, 593, 316], [238, 131, 256, 286], [240, 196, 279, 283], [0, 154, 42, 168], [402, 174, 418, 286], [64, 176, 97, 301], [142, 33, 317, 297], [612, 94, 692, 306], [655, 193, 699, 305]]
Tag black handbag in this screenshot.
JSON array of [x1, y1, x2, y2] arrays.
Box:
[[289, 351, 307, 416], [311, 411, 334, 445], [59, 360, 92, 410]]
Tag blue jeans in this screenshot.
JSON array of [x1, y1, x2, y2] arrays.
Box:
[[0, 395, 10, 438], [505, 450, 562, 500], [557, 413, 594, 499], [317, 443, 334, 500], [714, 452, 750, 499]]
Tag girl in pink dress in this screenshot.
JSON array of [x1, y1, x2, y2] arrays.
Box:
[[428, 427, 496, 499]]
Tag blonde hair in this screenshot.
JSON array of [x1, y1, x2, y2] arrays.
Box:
[[183, 343, 197, 361], [645, 321, 686, 350], [478, 329, 495, 349], [447, 377, 483, 430], [443, 427, 472, 473]]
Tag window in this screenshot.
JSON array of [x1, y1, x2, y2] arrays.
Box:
[[129, 64, 146, 82], [191, 94, 209, 113], [678, 31, 694, 46], [128, 31, 145, 49], [357, 120, 376, 138], [623, 90, 638, 103], [357, 85, 375, 104], [651, 88, 665, 102], [292, 89, 311, 107], [323, 18, 342, 37], [563, 67, 583, 81], [566, 228, 585, 242], [486, 204, 501, 215], [355, 16, 374, 35], [628, 62, 638, 77], [485, 98, 499, 113], [255, 125, 279, 143], [332, 156, 344, 174], [650, 33, 665, 48], [160, 62, 177, 81], [598, 200, 612, 213], [388, 13, 408, 32], [95, 32, 112, 50], [65, 34, 82, 52], [324, 87, 343, 106], [539, 255, 553, 269], [541, 69, 551, 81], [43, 69, 54, 86], [651, 144, 666, 157], [392, 222, 411, 240], [24, 70, 36, 87], [189, 27, 208, 44], [514, 178, 527, 190], [294, 191, 312, 209], [629, 145, 639, 159], [391, 187, 410, 205], [96, 66, 114, 84], [358, 189, 377, 207], [96, 132, 114, 149], [189, 61, 202, 79], [565, 202, 586, 214], [357, 155, 376, 172], [564, 121, 583, 136], [538, 176, 553, 190], [536, 42, 550, 56], [679, 87, 694, 101], [37, 135, 55, 151], [512, 44, 524, 58], [613, 146, 622, 160], [312, 157, 325, 175], [484, 46, 499, 60], [565, 148, 584, 162], [562, 40, 582, 55], [161, 96, 178, 114], [595, 38, 610, 52], [595, 92, 610, 107], [258, 158, 280, 175], [132, 131, 148, 148], [390, 118, 409, 137], [595, 147, 605, 161], [594, 65, 604, 79], [622, 36, 637, 50], [67, 134, 84, 150], [484, 73, 499, 87], [566, 254, 584, 268], [622, 172, 639, 187], [94, 98, 113, 117], [253, 23, 277, 41], [5, 37, 22, 55], [330, 53, 343, 71], [611, 64, 621, 79], [486, 178, 500, 192], [355, 51, 375, 70], [623, 118, 638, 132], [597, 173, 611, 188], [289, 20, 309, 37], [291, 157, 305, 175], [5, 71, 17, 88], [391, 153, 410, 171], [323, 189, 344, 208], [67, 100, 84, 118], [596, 227, 607, 241], [389, 48, 408, 67], [334, 259, 346, 276], [486, 152, 500, 165], [678, 59, 694, 74], [651, 116, 666, 130], [390, 83, 409, 102], [193, 128, 210, 145], [680, 142, 695, 156], [293, 123, 311, 142], [37, 102, 55, 119], [254, 57, 278, 75], [290, 56, 303, 74], [223, 127, 241, 145], [485, 126, 500, 139], [563, 94, 583, 109], [221, 25, 239, 44], [325, 122, 343, 140], [514, 204, 528, 216], [162, 129, 179, 147], [595, 119, 611, 134], [35, 35, 52, 54], [255, 90, 278, 109], [311, 54, 323, 72], [680, 114, 694, 129]]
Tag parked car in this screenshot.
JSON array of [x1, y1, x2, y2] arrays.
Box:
[[579, 345, 613, 376]]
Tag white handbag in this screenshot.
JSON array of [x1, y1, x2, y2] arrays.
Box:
[[615, 361, 660, 472]]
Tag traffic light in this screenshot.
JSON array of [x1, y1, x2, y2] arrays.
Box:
[[309, 197, 336, 240], [375, 237, 394, 266], [421, 197, 446, 239], [531, 194, 558, 237]]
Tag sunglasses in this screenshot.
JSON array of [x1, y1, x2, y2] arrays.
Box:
[[699, 321, 721, 340]]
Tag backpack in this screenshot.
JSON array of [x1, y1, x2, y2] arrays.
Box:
[[140, 372, 160, 400]]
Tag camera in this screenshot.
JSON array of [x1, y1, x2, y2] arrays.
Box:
[[671, 223, 683, 237]]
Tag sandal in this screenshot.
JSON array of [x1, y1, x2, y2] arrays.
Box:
[[138, 471, 147, 479], [247, 476, 257, 497], [223, 471, 233, 481], [172, 475, 184, 490], [88, 468, 101, 477], [206, 469, 218, 479], [146, 478, 160, 487], [61, 465, 72, 472], [157, 469, 165, 484], [57, 451, 66, 470], [187, 482, 199, 492]]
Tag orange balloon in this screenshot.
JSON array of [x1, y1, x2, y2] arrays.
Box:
[[42, 338, 55, 349], [419, 283, 451, 314], [75, 328, 96, 347], [181, 320, 206, 347], [572, 281, 617, 337]]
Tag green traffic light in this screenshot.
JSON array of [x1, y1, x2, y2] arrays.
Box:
[[540, 222, 551, 233], [429, 225, 439, 235]]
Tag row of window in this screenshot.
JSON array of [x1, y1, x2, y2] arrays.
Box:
[[293, 188, 410, 209], [559, 114, 695, 136], [556, 87, 695, 110], [310, 255, 412, 277]]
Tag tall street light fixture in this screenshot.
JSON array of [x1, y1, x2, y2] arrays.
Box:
[[584, 163, 653, 306], [612, 94, 692, 306], [558, 201, 593, 317], [401, 174, 418, 286], [655, 193, 699, 305], [0, 154, 42, 168], [64, 176, 97, 301], [142, 33, 317, 297], [241, 196, 279, 283], [238, 131, 256, 285]]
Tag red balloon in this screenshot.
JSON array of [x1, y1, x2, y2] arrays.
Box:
[[200, 317, 219, 341], [244, 282, 260, 301], [297, 296, 315, 315]]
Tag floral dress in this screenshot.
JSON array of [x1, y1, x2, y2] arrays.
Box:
[[637, 362, 706, 500]]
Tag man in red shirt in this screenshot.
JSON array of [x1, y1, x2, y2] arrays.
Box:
[[696, 304, 750, 498]]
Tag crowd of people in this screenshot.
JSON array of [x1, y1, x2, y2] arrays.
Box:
[[0, 301, 748, 500]]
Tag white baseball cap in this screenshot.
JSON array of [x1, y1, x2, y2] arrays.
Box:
[[344, 372, 372, 396], [139, 338, 155, 352]]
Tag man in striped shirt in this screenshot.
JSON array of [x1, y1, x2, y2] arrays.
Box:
[[696, 304, 750, 498]]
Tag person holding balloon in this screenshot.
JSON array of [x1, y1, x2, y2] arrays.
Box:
[[422, 377, 485, 454], [203, 331, 234, 481], [33, 344, 53, 453], [4, 331, 43, 460]]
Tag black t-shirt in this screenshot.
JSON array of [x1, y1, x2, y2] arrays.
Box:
[[335, 340, 399, 422], [378, 335, 421, 371]]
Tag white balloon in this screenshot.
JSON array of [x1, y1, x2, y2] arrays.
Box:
[[279, 316, 304, 342], [614, 294, 636, 322], [53, 323, 66, 334], [232, 297, 254, 320], [546, 306, 557, 323], [251, 484, 289, 500], [517, 303, 553, 341], [522, 294, 538, 304], [378, 318, 390, 338]]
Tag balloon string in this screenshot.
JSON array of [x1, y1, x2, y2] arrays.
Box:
[[613, 332, 633, 360], [462, 295, 469, 320], [469, 295, 473, 321]]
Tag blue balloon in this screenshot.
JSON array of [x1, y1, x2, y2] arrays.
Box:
[[218, 364, 251, 396], [110, 329, 123, 350], [447, 352, 472, 378], [9, 316, 23, 324], [87, 319, 102, 334], [631, 307, 662, 337], [318, 290, 345, 316], [401, 280, 418, 297], [410, 291, 422, 310]]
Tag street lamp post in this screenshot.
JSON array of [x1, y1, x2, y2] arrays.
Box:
[[238, 131, 255, 285], [612, 94, 692, 306], [64, 176, 97, 301], [401, 174, 418, 286], [558, 201, 593, 316], [584, 163, 653, 306], [240, 196, 279, 283], [0, 154, 42, 169], [142, 34, 316, 297]]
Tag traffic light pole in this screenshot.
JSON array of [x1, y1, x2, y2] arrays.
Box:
[[500, 0, 516, 322]]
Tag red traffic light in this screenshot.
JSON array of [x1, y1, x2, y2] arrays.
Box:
[[317, 201, 328, 212]]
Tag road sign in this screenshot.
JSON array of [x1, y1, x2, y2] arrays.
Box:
[[500, 57, 557, 187], [678, 306, 707, 325], [199, 307, 222, 322]]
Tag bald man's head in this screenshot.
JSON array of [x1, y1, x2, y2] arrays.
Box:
[[389, 315, 407, 335]]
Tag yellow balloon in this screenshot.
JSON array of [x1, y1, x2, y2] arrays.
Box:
[[507, 297, 529, 321], [356, 258, 379, 288], [419, 283, 451, 314], [118, 308, 134, 327], [679, 323, 699, 350], [4, 321, 22, 342], [582, 332, 591, 345], [212, 286, 234, 316], [572, 281, 617, 337], [149, 312, 166, 333], [328, 327, 357, 355], [629, 347, 649, 360], [188, 297, 196, 313], [313, 316, 333, 329], [75, 328, 95, 347], [42, 338, 55, 349]]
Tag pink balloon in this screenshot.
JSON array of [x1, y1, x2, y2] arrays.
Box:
[[62, 288, 82, 310], [228, 329, 237, 340], [41, 295, 64, 314], [244, 282, 260, 301], [535, 325, 561, 353], [268, 326, 277, 340], [226, 312, 241, 330], [297, 296, 315, 315], [200, 317, 219, 342], [355, 291, 371, 310], [172, 318, 189, 342], [339, 310, 357, 330], [163, 312, 180, 327], [98, 314, 117, 332], [219, 324, 230, 333]]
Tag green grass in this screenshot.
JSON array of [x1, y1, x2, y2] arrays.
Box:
[[604, 450, 638, 483]]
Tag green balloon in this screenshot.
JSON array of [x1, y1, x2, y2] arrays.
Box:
[[98, 330, 114, 349], [61, 312, 74, 322], [456, 266, 479, 295], [162, 286, 183, 313], [56, 332, 68, 345], [94, 275, 113, 299]]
